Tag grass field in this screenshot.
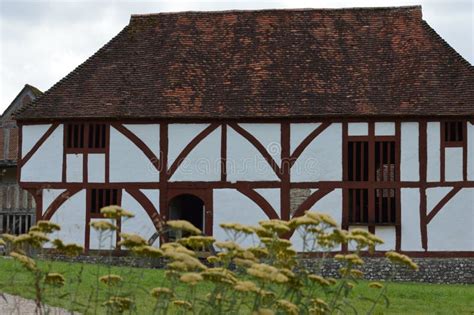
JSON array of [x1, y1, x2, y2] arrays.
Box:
[[0, 257, 473, 314]]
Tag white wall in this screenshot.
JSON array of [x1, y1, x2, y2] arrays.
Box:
[[88, 154, 105, 183], [401, 188, 423, 251], [121, 190, 160, 247], [374, 122, 395, 136], [401, 122, 419, 181], [427, 122, 441, 182], [445, 147, 463, 181], [348, 123, 368, 136], [290, 123, 321, 155], [66, 154, 82, 182], [90, 218, 117, 250], [21, 126, 63, 182], [47, 190, 86, 247], [375, 226, 396, 251], [109, 126, 159, 182], [426, 187, 452, 214], [255, 188, 280, 218], [227, 126, 279, 182], [168, 124, 209, 166], [213, 189, 269, 247], [291, 123, 342, 182], [123, 124, 160, 157], [291, 189, 342, 252], [170, 127, 221, 181], [428, 188, 474, 251], [21, 124, 52, 158], [239, 124, 281, 164], [468, 122, 474, 181], [42, 189, 65, 215]]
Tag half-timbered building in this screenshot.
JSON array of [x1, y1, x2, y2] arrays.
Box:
[[1, 85, 41, 235], [14, 6, 473, 255]]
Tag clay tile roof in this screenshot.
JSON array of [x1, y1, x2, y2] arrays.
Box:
[[15, 6, 474, 120]]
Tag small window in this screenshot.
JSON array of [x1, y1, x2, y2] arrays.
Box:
[[90, 189, 119, 216], [65, 123, 106, 151], [1, 214, 33, 235], [66, 123, 85, 149], [348, 189, 369, 224], [444, 121, 464, 145], [374, 188, 396, 224], [375, 141, 395, 182], [347, 141, 369, 181]]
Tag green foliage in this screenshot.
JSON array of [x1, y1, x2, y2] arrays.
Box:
[[0, 207, 465, 314]]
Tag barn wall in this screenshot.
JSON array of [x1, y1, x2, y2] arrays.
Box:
[[400, 122, 419, 181]]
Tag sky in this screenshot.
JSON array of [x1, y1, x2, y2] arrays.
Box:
[[0, 0, 472, 112]]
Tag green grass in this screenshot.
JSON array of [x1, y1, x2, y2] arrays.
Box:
[[0, 257, 473, 314]]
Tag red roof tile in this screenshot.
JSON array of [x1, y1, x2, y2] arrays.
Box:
[[15, 6, 474, 120]]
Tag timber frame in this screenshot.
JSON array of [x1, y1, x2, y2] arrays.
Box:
[[17, 117, 474, 256]]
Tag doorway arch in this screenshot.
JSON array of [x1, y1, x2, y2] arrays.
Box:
[[168, 194, 204, 239]]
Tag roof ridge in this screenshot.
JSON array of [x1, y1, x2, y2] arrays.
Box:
[[130, 5, 422, 19]]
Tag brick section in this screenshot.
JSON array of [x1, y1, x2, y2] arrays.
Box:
[[15, 6, 473, 121], [290, 188, 311, 216], [7, 128, 18, 161]]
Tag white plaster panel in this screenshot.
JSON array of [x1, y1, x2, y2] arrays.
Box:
[[291, 189, 342, 252], [42, 189, 65, 215], [239, 123, 281, 163], [427, 122, 441, 182], [88, 154, 105, 183], [227, 127, 279, 182], [109, 127, 159, 182], [255, 188, 280, 218], [401, 188, 423, 251], [90, 218, 117, 250], [291, 123, 342, 182], [21, 126, 63, 182], [468, 123, 474, 181], [170, 127, 221, 181], [213, 189, 268, 248], [168, 124, 209, 167], [428, 188, 474, 251], [140, 189, 160, 215], [123, 124, 160, 157], [375, 226, 396, 251], [445, 147, 463, 182], [426, 187, 452, 216], [66, 154, 83, 183], [374, 122, 395, 136], [121, 191, 160, 247], [348, 123, 368, 136], [401, 122, 419, 181], [348, 226, 368, 251], [290, 123, 321, 155], [47, 190, 86, 247], [21, 124, 52, 158]]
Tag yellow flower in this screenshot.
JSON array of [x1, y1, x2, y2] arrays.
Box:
[[36, 220, 61, 233], [180, 272, 203, 285], [100, 205, 135, 219], [103, 297, 133, 312], [207, 255, 220, 264], [164, 251, 206, 271], [220, 223, 254, 234], [118, 233, 147, 248], [234, 280, 258, 293], [201, 268, 237, 284], [369, 282, 384, 289], [289, 216, 319, 228], [247, 263, 288, 283], [10, 252, 36, 271], [99, 274, 123, 286], [233, 258, 255, 268], [335, 254, 364, 265], [171, 300, 192, 310], [150, 287, 173, 299], [247, 246, 269, 258], [305, 212, 338, 227], [276, 299, 299, 315], [351, 269, 364, 278], [0, 239, 5, 246], [259, 220, 291, 234], [14, 233, 48, 248], [1, 233, 17, 242], [52, 239, 84, 256], [178, 236, 215, 249], [167, 220, 201, 235], [132, 245, 163, 258], [215, 241, 242, 252], [308, 274, 330, 286], [44, 273, 65, 286], [90, 221, 117, 231], [385, 252, 418, 270]]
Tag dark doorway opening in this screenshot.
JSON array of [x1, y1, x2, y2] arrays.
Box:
[[168, 194, 204, 240]]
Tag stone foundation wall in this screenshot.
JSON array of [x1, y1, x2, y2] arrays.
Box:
[[37, 254, 473, 284]]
